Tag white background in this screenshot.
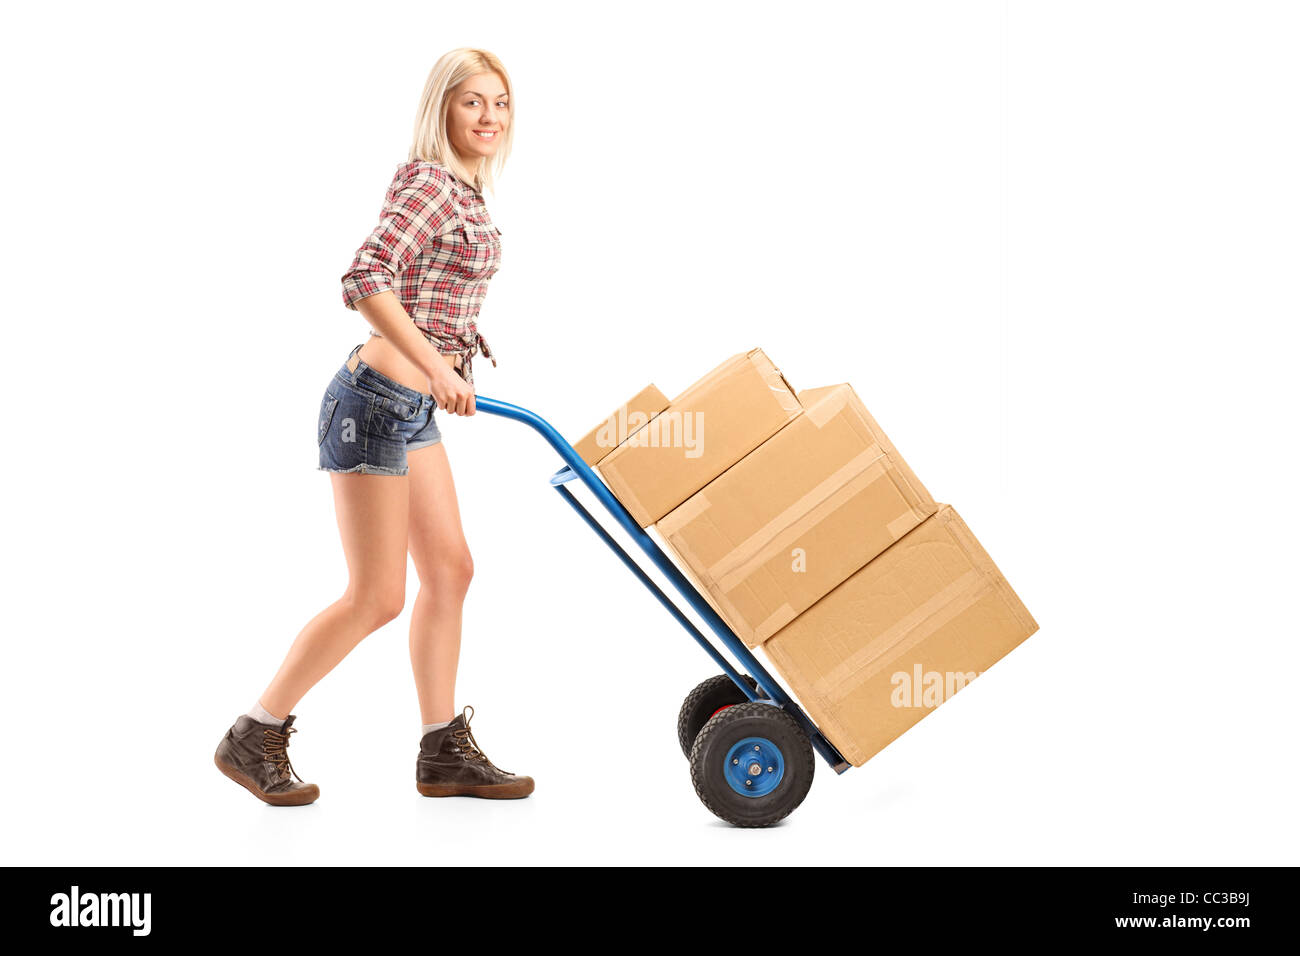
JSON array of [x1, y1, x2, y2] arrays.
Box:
[[2, 0, 1296, 866]]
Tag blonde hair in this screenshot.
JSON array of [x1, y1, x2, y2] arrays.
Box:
[[409, 48, 513, 194]]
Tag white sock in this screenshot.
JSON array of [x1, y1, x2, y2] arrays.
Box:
[[421, 719, 452, 736], [248, 701, 286, 726]]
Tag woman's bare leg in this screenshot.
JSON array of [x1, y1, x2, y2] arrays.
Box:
[[405, 441, 473, 725], [257, 472, 411, 717]]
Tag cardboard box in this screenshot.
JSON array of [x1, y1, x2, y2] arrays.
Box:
[[571, 384, 670, 467], [645, 525, 732, 625], [657, 383, 938, 647], [595, 349, 801, 527], [763, 504, 1039, 767]]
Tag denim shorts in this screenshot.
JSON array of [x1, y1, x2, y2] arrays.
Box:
[[317, 342, 442, 476]]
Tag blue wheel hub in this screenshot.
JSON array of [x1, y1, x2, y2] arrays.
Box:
[[724, 736, 784, 798]]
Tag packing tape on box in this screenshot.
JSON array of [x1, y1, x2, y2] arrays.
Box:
[[803, 387, 851, 428], [733, 496, 922, 646], [707, 447, 889, 583], [832, 387, 936, 513], [596, 462, 652, 527], [672, 353, 747, 404], [761, 638, 865, 762], [812, 568, 989, 701], [886, 511, 919, 539], [760, 362, 802, 415], [940, 509, 1040, 635], [755, 603, 797, 644], [657, 519, 752, 629], [660, 491, 711, 531], [718, 487, 917, 605], [663, 533, 733, 623], [658, 406, 876, 542]]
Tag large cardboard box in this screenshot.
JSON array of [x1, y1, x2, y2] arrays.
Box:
[[763, 504, 1039, 767], [595, 349, 801, 527], [571, 384, 670, 467], [645, 525, 733, 624], [657, 383, 938, 648]]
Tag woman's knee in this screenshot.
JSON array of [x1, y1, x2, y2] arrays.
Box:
[[345, 586, 406, 628], [445, 548, 474, 592], [418, 548, 473, 594]]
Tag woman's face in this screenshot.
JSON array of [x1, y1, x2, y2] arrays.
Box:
[[447, 71, 509, 166]]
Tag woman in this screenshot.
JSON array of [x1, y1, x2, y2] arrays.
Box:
[[214, 48, 532, 806]]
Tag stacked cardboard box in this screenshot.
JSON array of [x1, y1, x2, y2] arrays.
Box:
[[571, 384, 669, 468], [763, 504, 1038, 765], [590, 348, 801, 527], [656, 383, 938, 646], [570, 349, 1039, 767]]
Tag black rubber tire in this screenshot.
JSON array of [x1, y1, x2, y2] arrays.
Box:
[[689, 701, 815, 828], [677, 673, 760, 758]]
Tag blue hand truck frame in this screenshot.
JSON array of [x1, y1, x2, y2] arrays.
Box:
[[475, 396, 851, 777]]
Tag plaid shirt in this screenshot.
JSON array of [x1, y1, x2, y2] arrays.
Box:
[[341, 160, 502, 388]]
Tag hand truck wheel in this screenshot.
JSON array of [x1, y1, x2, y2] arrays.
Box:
[[677, 673, 760, 758], [689, 701, 815, 827]]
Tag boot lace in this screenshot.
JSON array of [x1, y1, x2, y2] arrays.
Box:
[[263, 726, 305, 783], [451, 705, 494, 765]]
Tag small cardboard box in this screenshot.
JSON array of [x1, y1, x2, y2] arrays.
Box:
[[595, 348, 801, 527], [571, 384, 670, 467], [656, 383, 938, 647], [762, 504, 1039, 767]]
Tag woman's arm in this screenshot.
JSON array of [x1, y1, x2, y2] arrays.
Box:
[[354, 291, 475, 416], [340, 163, 475, 415]]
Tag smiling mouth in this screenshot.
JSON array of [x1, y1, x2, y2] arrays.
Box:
[[474, 130, 497, 139]]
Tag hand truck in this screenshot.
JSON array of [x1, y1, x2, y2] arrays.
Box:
[[477, 396, 851, 827]]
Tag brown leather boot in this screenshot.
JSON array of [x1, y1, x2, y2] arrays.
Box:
[[416, 705, 534, 799], [214, 714, 320, 806]]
